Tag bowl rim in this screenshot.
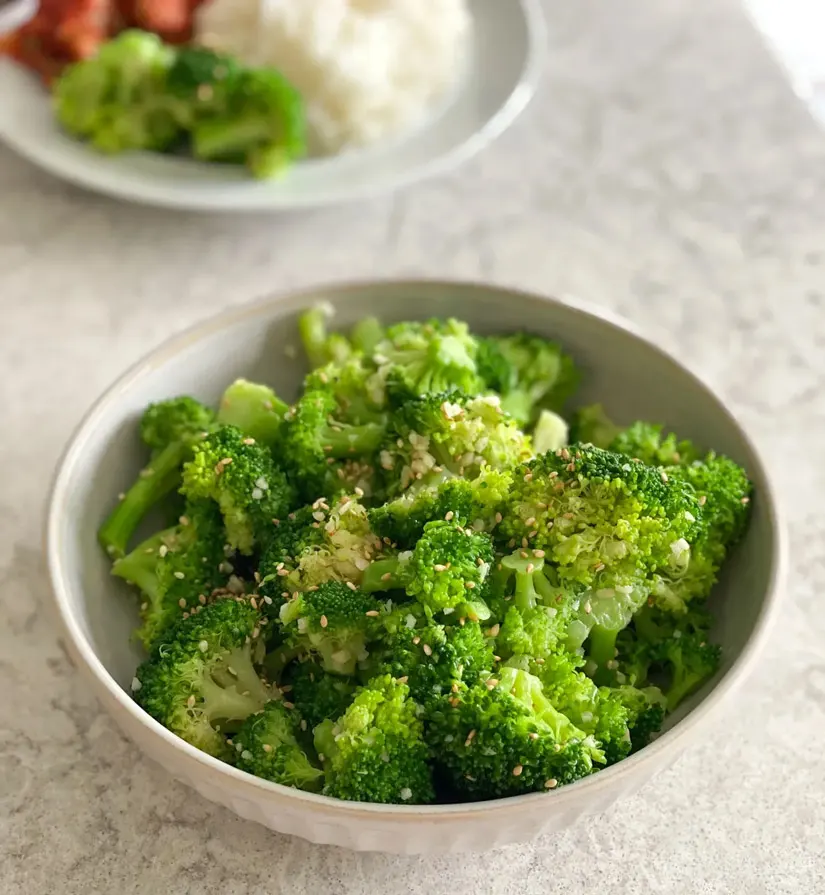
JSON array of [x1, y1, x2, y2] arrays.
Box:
[[46, 278, 787, 820]]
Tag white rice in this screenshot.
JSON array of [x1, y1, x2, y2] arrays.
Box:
[[195, 0, 471, 155]]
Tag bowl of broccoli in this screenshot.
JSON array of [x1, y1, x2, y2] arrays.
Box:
[[46, 280, 784, 854]]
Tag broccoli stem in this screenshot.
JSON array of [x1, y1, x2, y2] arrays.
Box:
[[111, 527, 174, 600], [350, 317, 384, 355], [193, 116, 274, 161], [587, 625, 620, 684], [299, 307, 332, 369], [217, 379, 289, 447], [98, 441, 187, 559], [321, 421, 386, 457], [201, 645, 271, 722], [360, 559, 403, 593]]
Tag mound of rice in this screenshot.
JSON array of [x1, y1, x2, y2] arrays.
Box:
[[195, 0, 471, 155]]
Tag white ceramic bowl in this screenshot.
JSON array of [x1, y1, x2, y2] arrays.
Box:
[[47, 281, 785, 854]]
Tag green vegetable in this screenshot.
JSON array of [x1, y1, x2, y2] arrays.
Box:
[[106, 313, 751, 805]]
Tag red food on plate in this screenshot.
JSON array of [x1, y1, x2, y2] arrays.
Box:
[[1, 0, 209, 81]]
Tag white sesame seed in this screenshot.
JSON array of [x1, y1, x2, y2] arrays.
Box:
[[464, 730, 476, 747], [187, 695, 196, 708], [365, 610, 380, 617], [512, 765, 523, 777], [320, 615, 328, 628], [346, 581, 358, 591], [422, 643, 433, 656], [174, 571, 185, 580], [198, 640, 209, 653], [545, 778, 558, 789], [444, 511, 454, 521]]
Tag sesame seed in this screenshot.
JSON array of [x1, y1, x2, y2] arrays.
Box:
[[660, 471, 668, 482], [320, 615, 328, 628], [533, 549, 545, 558], [262, 743, 273, 753], [529, 732, 539, 740], [422, 643, 433, 656], [465, 581, 476, 589], [300, 719, 307, 731], [397, 676, 409, 684], [741, 497, 750, 505], [445, 511, 454, 521], [485, 678, 499, 689], [198, 640, 208, 652], [283, 701, 295, 710], [346, 581, 358, 591], [433, 563, 447, 572], [512, 765, 523, 777], [698, 495, 707, 506], [525, 517, 536, 528], [187, 695, 196, 708], [412, 636, 420, 645], [242, 437, 256, 445], [545, 778, 558, 789], [381, 572, 393, 581], [174, 571, 185, 580], [365, 610, 380, 617], [526, 563, 535, 574], [523, 472, 533, 482], [494, 512, 503, 525], [464, 730, 476, 747], [130, 677, 141, 692], [178, 598, 187, 608], [486, 624, 500, 638]]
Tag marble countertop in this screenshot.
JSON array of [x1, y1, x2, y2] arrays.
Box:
[[2, 0, 824, 891]]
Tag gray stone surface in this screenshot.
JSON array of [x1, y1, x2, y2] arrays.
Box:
[[1, 0, 824, 891]]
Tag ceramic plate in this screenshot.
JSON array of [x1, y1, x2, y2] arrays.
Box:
[[0, 0, 545, 211]]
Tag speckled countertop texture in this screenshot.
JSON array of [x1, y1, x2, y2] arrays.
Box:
[[2, 0, 824, 891]]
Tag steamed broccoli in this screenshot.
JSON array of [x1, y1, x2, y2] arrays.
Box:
[[370, 319, 484, 400], [284, 658, 357, 732], [314, 675, 434, 804], [191, 68, 306, 179], [259, 496, 386, 596], [380, 391, 532, 497], [111, 499, 229, 648], [216, 379, 289, 447], [278, 580, 380, 675], [368, 468, 512, 548], [476, 333, 579, 427], [282, 387, 386, 502], [99, 396, 217, 559], [361, 519, 494, 619], [164, 46, 242, 127], [427, 666, 602, 799], [54, 30, 180, 154], [374, 617, 494, 705], [498, 444, 702, 589], [111, 312, 751, 805], [181, 425, 296, 554], [133, 598, 271, 759], [232, 700, 323, 791]]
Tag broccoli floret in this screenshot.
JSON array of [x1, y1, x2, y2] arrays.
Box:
[[99, 396, 217, 559], [232, 700, 324, 791], [181, 425, 296, 555], [278, 581, 380, 675], [112, 500, 229, 648], [314, 674, 434, 804], [350, 316, 385, 356], [261, 496, 387, 596], [164, 46, 241, 127], [609, 685, 666, 752], [133, 598, 271, 759], [284, 658, 356, 732], [375, 618, 494, 705], [191, 68, 306, 179], [298, 304, 354, 369], [532, 409, 569, 454], [381, 391, 532, 496], [54, 30, 180, 154], [476, 333, 579, 427], [283, 389, 386, 502], [361, 520, 494, 619], [427, 666, 601, 800], [216, 379, 289, 447], [368, 468, 511, 548], [616, 607, 720, 710], [498, 444, 702, 590], [370, 319, 484, 400]]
